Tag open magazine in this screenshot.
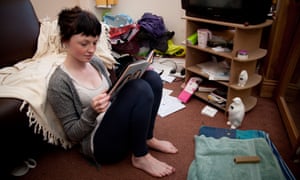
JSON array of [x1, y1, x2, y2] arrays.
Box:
[[108, 50, 155, 98]]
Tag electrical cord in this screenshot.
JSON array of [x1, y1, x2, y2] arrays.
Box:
[[159, 59, 178, 74], [159, 59, 185, 76]]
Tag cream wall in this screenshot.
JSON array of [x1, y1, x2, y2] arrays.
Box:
[[30, 0, 79, 20], [30, 0, 186, 44]]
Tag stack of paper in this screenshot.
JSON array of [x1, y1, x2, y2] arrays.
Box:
[[158, 88, 186, 117], [197, 61, 230, 81]]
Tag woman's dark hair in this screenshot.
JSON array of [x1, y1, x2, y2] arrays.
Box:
[[58, 6, 101, 43]]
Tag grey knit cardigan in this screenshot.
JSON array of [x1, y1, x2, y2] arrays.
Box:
[[47, 57, 112, 159]]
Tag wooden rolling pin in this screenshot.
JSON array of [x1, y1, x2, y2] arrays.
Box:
[[234, 156, 260, 163]]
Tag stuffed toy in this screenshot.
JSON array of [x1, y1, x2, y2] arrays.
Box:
[[238, 70, 248, 87], [226, 97, 245, 129]]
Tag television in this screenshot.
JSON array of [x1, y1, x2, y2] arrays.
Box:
[[181, 0, 272, 25]]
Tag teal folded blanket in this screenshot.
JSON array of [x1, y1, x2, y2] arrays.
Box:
[[188, 135, 285, 180]]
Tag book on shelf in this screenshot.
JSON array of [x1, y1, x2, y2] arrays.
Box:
[[197, 81, 218, 92], [207, 94, 226, 107], [198, 86, 217, 92], [211, 87, 228, 99], [207, 87, 227, 107]]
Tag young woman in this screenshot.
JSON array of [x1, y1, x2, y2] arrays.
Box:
[[47, 6, 178, 178]]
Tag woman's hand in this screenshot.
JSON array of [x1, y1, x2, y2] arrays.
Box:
[[92, 92, 110, 113]]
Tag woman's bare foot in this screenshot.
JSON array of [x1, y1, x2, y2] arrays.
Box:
[[147, 137, 178, 154], [131, 153, 175, 178]]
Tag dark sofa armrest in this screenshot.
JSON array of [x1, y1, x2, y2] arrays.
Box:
[[0, 0, 42, 177], [0, 0, 40, 68]]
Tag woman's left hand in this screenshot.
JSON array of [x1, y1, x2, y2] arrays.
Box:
[[92, 92, 110, 113]]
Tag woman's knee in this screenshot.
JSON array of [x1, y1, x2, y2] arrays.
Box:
[[142, 70, 163, 90], [121, 79, 154, 99]]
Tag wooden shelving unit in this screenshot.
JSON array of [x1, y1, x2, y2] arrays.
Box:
[[183, 16, 272, 112]]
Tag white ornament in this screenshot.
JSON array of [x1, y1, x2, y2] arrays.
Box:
[[238, 70, 248, 87], [226, 97, 245, 129]]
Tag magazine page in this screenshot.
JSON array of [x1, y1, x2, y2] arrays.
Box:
[[108, 50, 155, 98]]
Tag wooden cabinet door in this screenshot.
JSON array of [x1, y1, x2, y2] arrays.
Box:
[[275, 0, 300, 159]]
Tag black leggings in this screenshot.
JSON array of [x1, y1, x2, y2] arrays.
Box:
[[93, 70, 163, 164]]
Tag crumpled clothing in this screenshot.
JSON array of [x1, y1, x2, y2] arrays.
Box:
[[155, 40, 186, 57], [137, 12, 167, 38]]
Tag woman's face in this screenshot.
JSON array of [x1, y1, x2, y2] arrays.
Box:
[[66, 33, 99, 63]]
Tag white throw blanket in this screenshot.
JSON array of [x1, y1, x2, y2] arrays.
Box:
[[0, 19, 117, 149]]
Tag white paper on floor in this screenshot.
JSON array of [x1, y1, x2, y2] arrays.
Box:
[[201, 105, 218, 117], [158, 88, 186, 117]]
